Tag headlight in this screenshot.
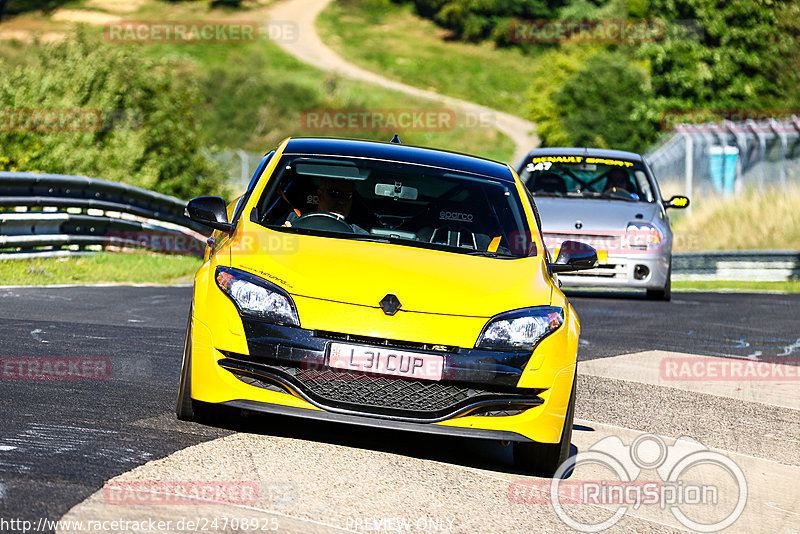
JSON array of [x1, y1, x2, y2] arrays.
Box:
[[625, 222, 663, 249], [215, 266, 300, 326], [476, 306, 563, 352]]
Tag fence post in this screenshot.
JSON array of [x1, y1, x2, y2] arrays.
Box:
[[236, 150, 249, 191], [681, 131, 693, 215]]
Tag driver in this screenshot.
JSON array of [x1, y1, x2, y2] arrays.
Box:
[[603, 168, 638, 199], [284, 178, 368, 233]]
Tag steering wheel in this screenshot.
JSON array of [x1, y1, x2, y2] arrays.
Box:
[[603, 187, 638, 200], [290, 212, 355, 233]]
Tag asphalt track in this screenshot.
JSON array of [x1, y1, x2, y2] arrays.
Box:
[[1, 286, 799, 533]]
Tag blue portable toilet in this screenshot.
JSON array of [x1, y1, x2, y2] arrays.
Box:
[[709, 145, 739, 196]]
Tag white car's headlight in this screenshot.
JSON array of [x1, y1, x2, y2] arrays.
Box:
[[216, 266, 300, 326], [625, 222, 663, 249], [476, 306, 563, 352]]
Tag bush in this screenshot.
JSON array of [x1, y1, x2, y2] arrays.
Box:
[[403, 0, 562, 43], [554, 52, 655, 153], [0, 30, 229, 199]]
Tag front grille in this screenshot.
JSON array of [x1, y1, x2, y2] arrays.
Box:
[[291, 366, 485, 412], [317, 330, 458, 354], [221, 357, 543, 422]]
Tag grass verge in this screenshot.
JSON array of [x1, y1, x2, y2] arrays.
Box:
[[0, 253, 202, 285], [317, 0, 540, 117], [672, 186, 800, 251], [0, 1, 515, 163], [672, 280, 800, 293]]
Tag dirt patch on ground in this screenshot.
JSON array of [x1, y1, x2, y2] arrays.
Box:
[[51, 9, 120, 24]]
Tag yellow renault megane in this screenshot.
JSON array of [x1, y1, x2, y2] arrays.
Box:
[[177, 137, 597, 475]]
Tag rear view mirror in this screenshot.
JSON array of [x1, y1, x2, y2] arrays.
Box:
[[185, 196, 233, 232], [550, 241, 598, 273], [666, 195, 690, 209], [375, 182, 418, 200]]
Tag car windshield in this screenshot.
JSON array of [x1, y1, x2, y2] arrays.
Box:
[[518, 155, 655, 202], [255, 155, 535, 258]]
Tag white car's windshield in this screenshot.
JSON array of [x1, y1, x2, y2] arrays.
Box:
[[256, 155, 536, 258], [519, 155, 655, 202]]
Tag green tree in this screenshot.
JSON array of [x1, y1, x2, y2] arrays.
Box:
[[554, 51, 655, 152], [0, 30, 228, 199], [637, 0, 800, 121]]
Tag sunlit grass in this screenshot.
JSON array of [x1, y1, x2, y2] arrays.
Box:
[[672, 185, 800, 251], [672, 280, 800, 293], [0, 0, 514, 162], [0, 252, 202, 285], [317, 0, 542, 117]]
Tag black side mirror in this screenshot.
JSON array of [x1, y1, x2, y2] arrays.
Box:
[[665, 195, 690, 209], [550, 240, 598, 273], [185, 196, 233, 232]]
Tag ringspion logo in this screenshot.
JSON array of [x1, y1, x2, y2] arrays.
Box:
[[512, 434, 747, 532]]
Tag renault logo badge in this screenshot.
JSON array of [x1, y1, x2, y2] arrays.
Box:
[[379, 294, 402, 316]]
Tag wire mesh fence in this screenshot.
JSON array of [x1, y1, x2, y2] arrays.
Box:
[[645, 113, 800, 202]]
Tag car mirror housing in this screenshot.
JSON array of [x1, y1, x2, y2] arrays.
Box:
[[185, 196, 234, 232], [665, 195, 690, 209], [550, 241, 598, 273]]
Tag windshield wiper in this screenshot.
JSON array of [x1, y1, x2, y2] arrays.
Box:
[[464, 250, 501, 257]]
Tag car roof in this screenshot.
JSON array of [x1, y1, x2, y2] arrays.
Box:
[[282, 137, 516, 183], [520, 147, 644, 165]]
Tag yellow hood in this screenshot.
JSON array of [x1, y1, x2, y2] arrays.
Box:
[[228, 227, 552, 318]]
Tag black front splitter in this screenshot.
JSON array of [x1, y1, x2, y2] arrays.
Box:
[[221, 399, 534, 443]]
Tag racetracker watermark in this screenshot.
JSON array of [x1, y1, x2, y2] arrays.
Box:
[[660, 357, 800, 381], [1, 357, 111, 380], [104, 20, 298, 44], [660, 109, 800, 131], [103, 481, 259, 505], [543, 227, 667, 256], [0, 108, 142, 133], [104, 231, 206, 257], [301, 108, 459, 132], [1, 108, 102, 132], [511, 434, 747, 532], [509, 19, 665, 43]]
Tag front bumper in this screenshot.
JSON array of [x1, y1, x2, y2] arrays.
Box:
[[189, 293, 578, 443], [557, 252, 670, 289], [218, 319, 545, 424]]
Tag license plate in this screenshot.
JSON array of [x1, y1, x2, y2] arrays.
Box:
[[328, 343, 445, 381]]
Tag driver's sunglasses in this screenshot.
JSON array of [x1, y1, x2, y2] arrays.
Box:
[[323, 188, 354, 200]]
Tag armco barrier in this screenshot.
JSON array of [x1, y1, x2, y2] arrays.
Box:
[[673, 250, 800, 282], [0, 172, 208, 258], [2, 172, 797, 278]]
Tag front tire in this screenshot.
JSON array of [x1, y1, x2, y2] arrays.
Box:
[[513, 372, 576, 477], [646, 260, 672, 301], [176, 309, 195, 421], [175, 305, 233, 426]]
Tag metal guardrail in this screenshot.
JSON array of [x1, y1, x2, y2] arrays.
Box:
[[2, 172, 796, 279], [673, 251, 800, 282], [0, 172, 208, 258]]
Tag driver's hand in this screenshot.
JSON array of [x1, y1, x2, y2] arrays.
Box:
[[283, 221, 293, 227]]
